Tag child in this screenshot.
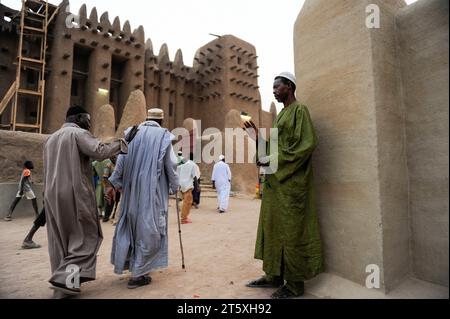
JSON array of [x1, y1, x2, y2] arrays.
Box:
[[21, 206, 45, 249], [4, 160, 39, 221]]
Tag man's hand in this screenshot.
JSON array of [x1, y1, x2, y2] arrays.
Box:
[[242, 120, 259, 142], [104, 183, 116, 205], [125, 125, 139, 143]]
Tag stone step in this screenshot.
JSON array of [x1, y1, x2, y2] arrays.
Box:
[[169, 190, 240, 199]]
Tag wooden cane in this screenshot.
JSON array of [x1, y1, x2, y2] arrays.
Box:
[[175, 190, 186, 269]]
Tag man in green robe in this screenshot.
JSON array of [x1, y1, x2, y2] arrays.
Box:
[[243, 72, 323, 299]]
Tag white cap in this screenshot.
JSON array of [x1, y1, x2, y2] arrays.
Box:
[[147, 108, 164, 120], [275, 72, 296, 86], [219, 155, 225, 161]]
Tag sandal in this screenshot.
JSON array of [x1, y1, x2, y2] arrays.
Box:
[[22, 241, 41, 249], [49, 281, 81, 296], [270, 285, 300, 299], [246, 276, 282, 288], [127, 275, 152, 289]]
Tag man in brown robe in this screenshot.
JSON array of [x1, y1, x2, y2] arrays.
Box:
[[43, 106, 130, 298]]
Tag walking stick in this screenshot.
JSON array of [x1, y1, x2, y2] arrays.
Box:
[[111, 195, 120, 220], [175, 190, 186, 269]]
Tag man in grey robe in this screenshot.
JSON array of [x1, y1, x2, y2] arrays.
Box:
[[106, 108, 179, 289], [44, 106, 130, 298]]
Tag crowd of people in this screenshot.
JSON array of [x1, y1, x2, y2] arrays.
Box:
[[2, 72, 323, 299]]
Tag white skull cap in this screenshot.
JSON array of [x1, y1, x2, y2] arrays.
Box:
[[275, 72, 296, 86], [147, 108, 164, 119]]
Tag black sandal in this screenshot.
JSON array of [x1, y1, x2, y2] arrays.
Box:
[[270, 285, 303, 299], [49, 281, 81, 295], [127, 275, 152, 289], [246, 276, 282, 288]]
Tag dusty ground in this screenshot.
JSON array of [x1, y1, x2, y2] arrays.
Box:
[[0, 195, 315, 299]]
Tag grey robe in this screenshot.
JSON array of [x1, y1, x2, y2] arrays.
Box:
[[44, 123, 126, 285], [109, 121, 178, 277]]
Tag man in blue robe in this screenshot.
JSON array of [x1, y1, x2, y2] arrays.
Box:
[[106, 108, 179, 289]]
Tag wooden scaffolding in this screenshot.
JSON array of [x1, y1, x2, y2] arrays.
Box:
[[0, 0, 58, 133]]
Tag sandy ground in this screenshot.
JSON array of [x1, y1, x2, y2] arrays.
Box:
[[0, 195, 315, 299]]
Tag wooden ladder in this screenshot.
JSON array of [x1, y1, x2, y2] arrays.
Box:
[[1, 0, 59, 133]]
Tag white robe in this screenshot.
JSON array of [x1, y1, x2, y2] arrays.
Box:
[[177, 160, 198, 193], [211, 161, 231, 211]]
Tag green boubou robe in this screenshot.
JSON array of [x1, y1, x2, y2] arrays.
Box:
[[255, 101, 324, 282]]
